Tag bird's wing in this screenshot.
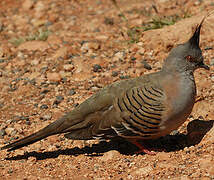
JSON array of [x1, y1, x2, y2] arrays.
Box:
[[112, 84, 166, 139]]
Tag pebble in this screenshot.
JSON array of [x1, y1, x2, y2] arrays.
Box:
[[141, 60, 152, 70], [130, 166, 153, 176], [210, 58, 214, 66], [0, 129, 6, 138], [100, 150, 120, 161], [5, 127, 17, 136], [22, 0, 34, 10], [204, 47, 213, 50], [52, 47, 68, 60], [114, 51, 124, 60], [40, 113, 52, 121], [18, 41, 49, 51], [47, 72, 61, 82], [93, 64, 102, 72], [63, 64, 74, 71], [131, 57, 136, 61], [40, 104, 49, 109], [104, 17, 114, 25], [120, 75, 130, 79], [53, 95, 64, 105], [68, 89, 76, 96], [112, 71, 118, 77], [0, 59, 5, 63], [40, 89, 50, 95]]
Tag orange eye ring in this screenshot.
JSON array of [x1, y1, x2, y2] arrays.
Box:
[[186, 55, 194, 62]]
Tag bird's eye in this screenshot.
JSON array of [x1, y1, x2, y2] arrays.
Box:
[[186, 55, 195, 62]]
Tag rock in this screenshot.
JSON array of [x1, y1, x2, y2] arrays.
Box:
[[0, 129, 6, 138], [68, 89, 76, 96], [53, 95, 64, 105], [40, 113, 52, 121], [22, 0, 34, 10], [93, 64, 102, 72], [88, 42, 100, 50], [31, 59, 39, 66], [156, 152, 170, 161], [112, 71, 118, 77], [95, 35, 109, 41], [141, 60, 152, 70], [130, 166, 153, 176], [104, 17, 114, 25], [47, 72, 61, 82], [114, 51, 124, 60], [27, 156, 37, 163], [52, 47, 68, 60], [40, 104, 48, 109], [18, 41, 49, 51], [63, 64, 74, 71], [198, 156, 213, 172], [5, 127, 17, 136], [100, 150, 120, 161]]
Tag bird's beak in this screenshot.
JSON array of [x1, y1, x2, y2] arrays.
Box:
[[198, 61, 210, 70]]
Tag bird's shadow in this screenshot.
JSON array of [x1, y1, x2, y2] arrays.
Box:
[[5, 119, 214, 161]]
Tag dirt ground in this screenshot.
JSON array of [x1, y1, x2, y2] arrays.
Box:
[[0, 0, 214, 179]]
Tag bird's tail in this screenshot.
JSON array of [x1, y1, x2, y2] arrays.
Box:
[[1, 115, 68, 151]]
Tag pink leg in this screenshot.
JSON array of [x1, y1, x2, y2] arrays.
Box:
[[128, 139, 157, 155]]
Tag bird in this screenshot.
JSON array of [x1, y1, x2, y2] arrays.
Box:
[[0, 16, 210, 154]]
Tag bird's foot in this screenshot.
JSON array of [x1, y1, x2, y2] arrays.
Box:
[[129, 139, 163, 155]]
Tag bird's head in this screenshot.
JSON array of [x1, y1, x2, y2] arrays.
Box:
[[163, 16, 210, 72]]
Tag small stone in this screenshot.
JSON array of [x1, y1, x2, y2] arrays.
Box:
[[0, 59, 5, 63], [114, 51, 124, 60], [141, 60, 152, 70], [68, 89, 76, 96], [74, 103, 79, 107], [31, 59, 39, 66], [130, 166, 153, 176], [0, 102, 4, 108], [100, 150, 120, 161], [53, 95, 64, 105], [40, 113, 52, 121], [40, 104, 48, 109], [22, 0, 34, 10], [112, 71, 118, 77], [204, 46, 213, 50], [40, 89, 50, 95], [63, 64, 74, 71], [0, 129, 6, 138], [8, 168, 13, 174], [19, 116, 29, 121], [104, 17, 114, 25], [5, 127, 17, 136], [93, 64, 102, 72], [27, 156, 37, 162], [170, 130, 179, 135], [18, 41, 49, 51], [52, 47, 68, 60], [210, 58, 214, 66], [120, 75, 130, 79], [131, 57, 136, 61], [47, 72, 61, 82], [88, 42, 100, 50]]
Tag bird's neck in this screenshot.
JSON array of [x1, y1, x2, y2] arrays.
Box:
[[162, 65, 195, 82]]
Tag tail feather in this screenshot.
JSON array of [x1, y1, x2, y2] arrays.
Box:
[[1, 116, 66, 151]]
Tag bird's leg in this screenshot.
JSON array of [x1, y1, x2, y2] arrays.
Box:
[[128, 139, 156, 155]]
